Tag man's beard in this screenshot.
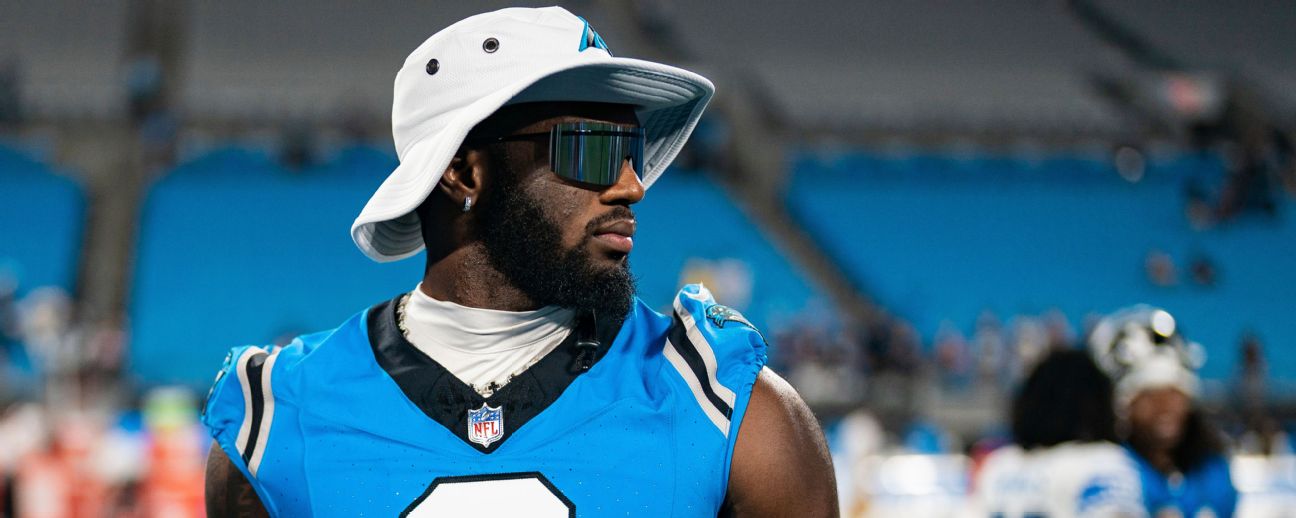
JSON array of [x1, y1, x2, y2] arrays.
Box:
[[476, 176, 637, 325]]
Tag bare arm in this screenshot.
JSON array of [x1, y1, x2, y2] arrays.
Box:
[[721, 368, 838, 517], [205, 442, 271, 518]]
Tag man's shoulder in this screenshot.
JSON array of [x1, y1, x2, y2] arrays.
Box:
[[981, 443, 1027, 471], [204, 303, 379, 404], [1043, 442, 1141, 483], [258, 304, 378, 369], [1048, 441, 1131, 461], [723, 368, 837, 516], [200, 302, 381, 476], [640, 284, 769, 439], [635, 284, 768, 376]]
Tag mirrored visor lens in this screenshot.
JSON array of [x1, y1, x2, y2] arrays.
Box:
[[549, 122, 644, 186]]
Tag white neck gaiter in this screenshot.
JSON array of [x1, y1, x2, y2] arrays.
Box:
[[402, 284, 576, 395]]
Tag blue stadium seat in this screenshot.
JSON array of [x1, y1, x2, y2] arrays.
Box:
[[130, 147, 422, 388], [315, 144, 399, 178], [634, 171, 825, 332], [168, 145, 280, 179], [788, 149, 1296, 381], [0, 144, 84, 296]]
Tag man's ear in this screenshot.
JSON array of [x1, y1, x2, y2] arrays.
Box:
[[437, 147, 487, 205]]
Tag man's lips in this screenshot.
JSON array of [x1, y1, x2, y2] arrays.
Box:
[[593, 219, 636, 253]]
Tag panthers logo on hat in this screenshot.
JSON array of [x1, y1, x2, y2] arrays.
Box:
[[578, 17, 611, 55]]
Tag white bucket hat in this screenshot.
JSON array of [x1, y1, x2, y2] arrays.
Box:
[[351, 6, 715, 262]]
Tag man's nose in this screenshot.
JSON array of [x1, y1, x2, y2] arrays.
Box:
[[600, 158, 645, 205]]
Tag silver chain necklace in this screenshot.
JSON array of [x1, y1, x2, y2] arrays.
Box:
[[396, 292, 543, 398]]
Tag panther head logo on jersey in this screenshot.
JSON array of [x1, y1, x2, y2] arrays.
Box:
[[706, 304, 756, 330]]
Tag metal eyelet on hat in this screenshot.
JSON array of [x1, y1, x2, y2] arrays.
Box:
[[482, 38, 499, 53], [425, 58, 439, 75]]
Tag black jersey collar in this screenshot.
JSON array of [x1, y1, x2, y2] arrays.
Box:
[[367, 295, 619, 454]]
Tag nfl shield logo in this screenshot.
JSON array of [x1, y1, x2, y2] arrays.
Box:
[[467, 403, 504, 447]]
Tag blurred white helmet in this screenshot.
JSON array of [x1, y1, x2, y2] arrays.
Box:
[[1087, 305, 1205, 406]]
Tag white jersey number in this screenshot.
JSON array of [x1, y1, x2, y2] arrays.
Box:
[[401, 472, 574, 518]]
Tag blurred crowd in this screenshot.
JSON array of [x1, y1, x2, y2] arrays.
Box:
[[821, 307, 1296, 518], [0, 273, 210, 518], [773, 306, 1088, 406], [0, 278, 126, 413], [0, 392, 206, 518], [771, 301, 1286, 443]]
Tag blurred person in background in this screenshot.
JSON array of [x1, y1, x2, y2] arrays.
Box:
[[1232, 331, 1268, 448], [1089, 306, 1238, 518], [1144, 250, 1179, 288], [1008, 315, 1048, 384], [973, 348, 1146, 518], [934, 320, 971, 390], [972, 310, 1006, 388], [0, 275, 23, 397]]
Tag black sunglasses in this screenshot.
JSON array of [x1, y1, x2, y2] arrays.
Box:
[[467, 122, 645, 187]]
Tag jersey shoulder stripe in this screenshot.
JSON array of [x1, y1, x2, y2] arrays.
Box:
[[213, 345, 284, 478], [202, 343, 285, 515], [664, 284, 767, 437], [204, 342, 295, 518], [232, 347, 265, 465]]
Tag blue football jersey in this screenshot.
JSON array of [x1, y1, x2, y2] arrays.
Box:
[[202, 284, 768, 517], [1126, 446, 1238, 518]]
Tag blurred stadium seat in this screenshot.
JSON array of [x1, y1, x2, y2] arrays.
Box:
[[0, 143, 84, 296], [634, 171, 826, 332], [129, 145, 423, 387], [789, 148, 1296, 381]]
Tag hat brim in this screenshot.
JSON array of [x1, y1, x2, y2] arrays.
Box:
[[352, 56, 714, 263]]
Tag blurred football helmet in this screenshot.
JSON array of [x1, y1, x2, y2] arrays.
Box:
[[1087, 305, 1205, 404]]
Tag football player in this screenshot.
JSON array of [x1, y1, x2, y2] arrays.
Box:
[[1089, 306, 1238, 518], [974, 348, 1146, 518], [202, 7, 836, 517]]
